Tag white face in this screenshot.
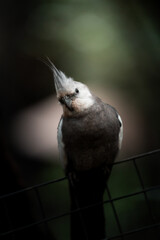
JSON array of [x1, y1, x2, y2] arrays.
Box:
[[71, 81, 94, 112], [74, 81, 92, 99], [54, 71, 94, 115]]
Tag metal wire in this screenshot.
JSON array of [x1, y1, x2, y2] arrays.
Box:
[[0, 149, 160, 239], [105, 184, 124, 240]]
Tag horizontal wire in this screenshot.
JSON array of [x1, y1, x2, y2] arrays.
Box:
[[0, 177, 67, 200], [113, 148, 160, 165], [0, 149, 160, 200], [0, 149, 160, 237], [1, 184, 160, 237], [103, 184, 160, 203], [107, 222, 160, 240]]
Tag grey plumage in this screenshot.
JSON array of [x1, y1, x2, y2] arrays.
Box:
[[46, 59, 123, 240], [62, 97, 121, 172]]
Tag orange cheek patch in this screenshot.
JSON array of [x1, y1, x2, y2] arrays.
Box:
[[60, 98, 85, 117], [72, 99, 85, 112]]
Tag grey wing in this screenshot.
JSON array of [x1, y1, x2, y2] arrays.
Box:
[[106, 103, 123, 150], [117, 114, 123, 149], [57, 118, 68, 168]]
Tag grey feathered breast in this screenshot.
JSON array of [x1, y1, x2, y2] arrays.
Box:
[[61, 97, 121, 171]]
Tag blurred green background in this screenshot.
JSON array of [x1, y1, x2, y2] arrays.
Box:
[[0, 0, 160, 239]]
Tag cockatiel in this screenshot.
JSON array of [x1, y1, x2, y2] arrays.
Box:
[[44, 58, 123, 240]]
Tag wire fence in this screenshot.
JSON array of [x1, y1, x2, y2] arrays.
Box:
[[1, 149, 160, 240]]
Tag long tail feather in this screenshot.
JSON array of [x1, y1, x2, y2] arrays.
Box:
[[69, 168, 107, 240]]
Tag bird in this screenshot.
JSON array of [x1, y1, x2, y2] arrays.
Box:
[[43, 58, 123, 240]]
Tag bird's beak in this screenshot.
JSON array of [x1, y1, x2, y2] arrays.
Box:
[[55, 79, 74, 111], [63, 96, 74, 111]]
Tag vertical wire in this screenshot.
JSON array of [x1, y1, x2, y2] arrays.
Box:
[[0, 150, 160, 239], [105, 184, 124, 240], [133, 159, 156, 222], [133, 159, 160, 239], [34, 188, 49, 239]]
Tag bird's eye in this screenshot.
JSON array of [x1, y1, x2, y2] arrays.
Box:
[[75, 88, 79, 94]]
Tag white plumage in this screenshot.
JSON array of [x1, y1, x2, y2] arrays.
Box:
[[118, 114, 123, 149]]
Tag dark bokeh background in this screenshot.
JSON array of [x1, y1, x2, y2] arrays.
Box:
[[0, 0, 160, 239]]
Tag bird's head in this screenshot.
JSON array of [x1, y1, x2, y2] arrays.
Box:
[[44, 58, 94, 116]]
